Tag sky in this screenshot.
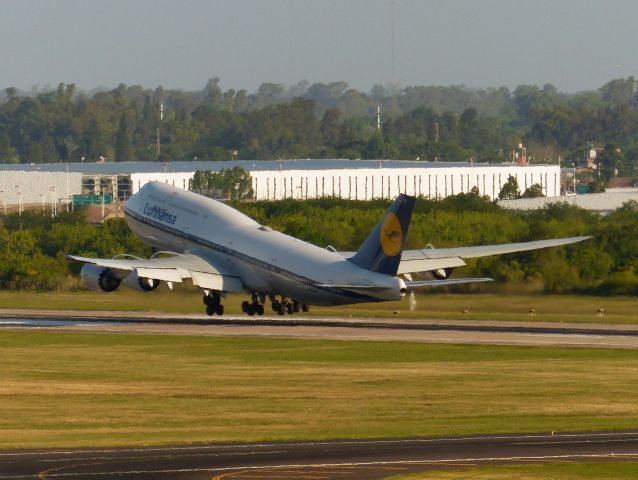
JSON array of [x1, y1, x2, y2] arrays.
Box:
[[1, 0, 636, 94]]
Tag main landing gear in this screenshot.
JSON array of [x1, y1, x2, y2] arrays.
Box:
[[203, 292, 224, 316], [241, 293, 265, 316], [270, 296, 309, 316], [241, 294, 310, 316], [204, 291, 310, 317]]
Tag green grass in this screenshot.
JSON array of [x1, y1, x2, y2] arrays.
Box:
[[2, 331, 638, 449], [386, 462, 638, 479], [1, 289, 638, 323]]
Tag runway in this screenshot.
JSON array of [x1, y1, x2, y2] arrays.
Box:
[[2, 431, 638, 479], [2, 310, 638, 348], [3, 313, 638, 477]]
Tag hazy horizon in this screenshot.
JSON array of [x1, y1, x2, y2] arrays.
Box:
[[2, 0, 637, 95]]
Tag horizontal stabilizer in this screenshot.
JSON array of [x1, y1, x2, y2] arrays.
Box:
[[405, 277, 493, 291]]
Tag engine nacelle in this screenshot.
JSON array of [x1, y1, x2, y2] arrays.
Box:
[[416, 267, 455, 280], [123, 271, 160, 292], [80, 264, 122, 292], [432, 267, 454, 280]]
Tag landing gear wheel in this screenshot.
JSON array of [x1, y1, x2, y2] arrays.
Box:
[[241, 301, 250, 313], [256, 304, 265, 316], [204, 292, 220, 307], [286, 303, 294, 315], [293, 301, 300, 313], [272, 301, 280, 312], [277, 304, 285, 315], [301, 304, 309, 312], [216, 304, 224, 316], [206, 304, 216, 316]]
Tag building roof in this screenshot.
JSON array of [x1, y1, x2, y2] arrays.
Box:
[[0, 159, 554, 175], [607, 177, 638, 189]]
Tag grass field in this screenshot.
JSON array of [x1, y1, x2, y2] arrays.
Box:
[[2, 331, 638, 449], [2, 289, 638, 323], [387, 462, 638, 479]]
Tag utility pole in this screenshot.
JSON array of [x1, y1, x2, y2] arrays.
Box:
[[50, 186, 57, 218], [65, 163, 69, 211], [156, 103, 163, 159]]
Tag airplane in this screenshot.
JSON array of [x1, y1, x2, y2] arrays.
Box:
[[68, 182, 590, 316]]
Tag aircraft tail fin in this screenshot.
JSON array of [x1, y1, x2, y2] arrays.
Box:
[[349, 194, 416, 276]]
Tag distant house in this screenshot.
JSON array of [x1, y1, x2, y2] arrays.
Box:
[[583, 147, 604, 169], [606, 177, 638, 191]]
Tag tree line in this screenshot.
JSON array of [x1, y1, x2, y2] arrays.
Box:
[[2, 78, 638, 181], [1, 194, 638, 295]]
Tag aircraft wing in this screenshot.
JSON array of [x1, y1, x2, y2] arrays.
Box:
[[67, 252, 244, 293], [397, 236, 591, 275], [339, 236, 591, 275]]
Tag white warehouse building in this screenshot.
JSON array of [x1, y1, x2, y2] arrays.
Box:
[[0, 171, 83, 207], [246, 163, 559, 201], [0, 159, 560, 205]]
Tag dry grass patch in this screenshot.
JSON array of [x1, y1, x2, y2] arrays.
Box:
[[1, 331, 638, 448]]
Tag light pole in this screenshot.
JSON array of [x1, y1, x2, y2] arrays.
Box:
[[164, 162, 170, 184], [15, 185, 22, 215], [101, 186, 105, 223], [50, 186, 57, 218], [65, 162, 69, 211], [0, 190, 4, 215]]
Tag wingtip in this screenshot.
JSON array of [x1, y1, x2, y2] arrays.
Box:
[[571, 235, 593, 242]]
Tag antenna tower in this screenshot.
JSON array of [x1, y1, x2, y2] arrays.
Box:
[[391, 0, 396, 82]]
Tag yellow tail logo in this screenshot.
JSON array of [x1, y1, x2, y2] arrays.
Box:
[[379, 212, 403, 256]]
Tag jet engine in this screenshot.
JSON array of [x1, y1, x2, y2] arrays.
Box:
[[431, 267, 454, 280], [80, 264, 122, 292], [411, 267, 456, 281], [123, 270, 160, 292]]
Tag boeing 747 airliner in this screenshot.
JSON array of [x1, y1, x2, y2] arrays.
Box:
[[68, 182, 589, 316]]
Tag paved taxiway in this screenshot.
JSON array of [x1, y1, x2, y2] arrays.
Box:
[[3, 431, 638, 479], [2, 310, 638, 348]]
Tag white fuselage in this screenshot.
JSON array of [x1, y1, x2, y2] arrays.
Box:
[[123, 182, 405, 306]]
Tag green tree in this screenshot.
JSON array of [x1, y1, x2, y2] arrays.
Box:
[[521, 183, 544, 198], [189, 167, 254, 200], [0, 134, 19, 163], [114, 110, 134, 162], [498, 176, 521, 200], [320, 108, 341, 145]]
